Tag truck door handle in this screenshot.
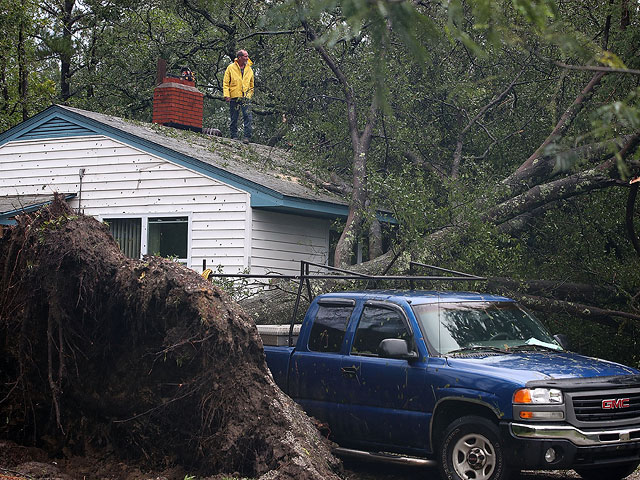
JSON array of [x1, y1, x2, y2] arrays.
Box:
[[341, 366, 359, 378]]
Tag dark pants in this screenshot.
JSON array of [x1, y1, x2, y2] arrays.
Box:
[[229, 98, 252, 140]]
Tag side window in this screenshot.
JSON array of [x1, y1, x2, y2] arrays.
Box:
[[308, 305, 353, 353], [351, 306, 412, 356], [105, 218, 142, 259], [148, 217, 188, 259]]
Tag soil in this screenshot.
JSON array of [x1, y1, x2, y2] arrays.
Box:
[[0, 196, 340, 480], [1, 441, 639, 480]]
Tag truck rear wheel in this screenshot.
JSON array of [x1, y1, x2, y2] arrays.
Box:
[[575, 462, 639, 480], [438, 415, 508, 480]]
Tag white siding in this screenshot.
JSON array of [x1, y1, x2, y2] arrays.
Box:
[[0, 135, 250, 272], [251, 210, 330, 276]]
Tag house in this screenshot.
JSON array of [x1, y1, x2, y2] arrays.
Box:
[[0, 103, 351, 276]]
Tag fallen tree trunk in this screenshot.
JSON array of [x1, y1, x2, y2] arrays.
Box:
[[486, 277, 624, 306], [0, 197, 341, 479], [495, 291, 640, 328]]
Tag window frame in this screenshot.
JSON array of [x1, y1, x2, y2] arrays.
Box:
[[100, 213, 191, 265], [307, 299, 355, 354], [350, 301, 416, 357]]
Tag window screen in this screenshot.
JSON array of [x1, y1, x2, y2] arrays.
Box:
[[351, 306, 411, 356], [308, 305, 353, 353], [148, 217, 188, 259], [105, 218, 141, 259]]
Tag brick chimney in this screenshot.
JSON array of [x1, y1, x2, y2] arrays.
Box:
[[152, 61, 204, 132]]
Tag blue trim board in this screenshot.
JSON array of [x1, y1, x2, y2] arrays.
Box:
[[0, 194, 77, 225], [19, 117, 95, 139]]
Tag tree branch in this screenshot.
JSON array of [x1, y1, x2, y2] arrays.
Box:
[[181, 0, 235, 35], [486, 164, 620, 225], [502, 135, 636, 197], [512, 71, 606, 176], [541, 59, 640, 76], [626, 181, 640, 257], [300, 19, 358, 138], [238, 30, 303, 41], [451, 60, 529, 178], [486, 277, 623, 305]]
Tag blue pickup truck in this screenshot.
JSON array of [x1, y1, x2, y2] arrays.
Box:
[[260, 290, 640, 480]]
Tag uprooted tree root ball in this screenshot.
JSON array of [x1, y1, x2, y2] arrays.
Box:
[[0, 196, 342, 479]]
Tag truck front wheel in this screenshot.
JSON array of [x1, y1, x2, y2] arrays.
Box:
[[438, 416, 509, 480]]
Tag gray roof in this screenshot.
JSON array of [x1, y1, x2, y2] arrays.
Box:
[[60, 105, 347, 208]]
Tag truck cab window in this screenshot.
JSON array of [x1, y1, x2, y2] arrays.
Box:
[[351, 306, 412, 356], [308, 305, 353, 353]]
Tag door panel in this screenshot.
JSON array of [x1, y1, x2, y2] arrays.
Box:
[[339, 304, 431, 450], [288, 302, 355, 441]]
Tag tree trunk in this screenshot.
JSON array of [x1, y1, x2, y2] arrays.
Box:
[[334, 144, 368, 267], [626, 182, 640, 256], [300, 16, 378, 267], [0, 54, 8, 111], [369, 217, 383, 260], [18, 20, 28, 120], [60, 0, 75, 101]]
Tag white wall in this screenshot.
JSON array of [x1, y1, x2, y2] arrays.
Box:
[[251, 209, 330, 276], [0, 135, 250, 272]]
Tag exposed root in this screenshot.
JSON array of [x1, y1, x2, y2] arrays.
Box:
[[0, 195, 342, 479]]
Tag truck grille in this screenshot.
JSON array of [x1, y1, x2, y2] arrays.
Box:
[[572, 392, 640, 422]]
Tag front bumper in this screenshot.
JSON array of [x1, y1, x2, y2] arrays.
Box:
[[500, 422, 640, 469], [511, 422, 640, 446]]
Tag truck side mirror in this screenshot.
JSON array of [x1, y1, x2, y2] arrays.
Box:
[[379, 338, 418, 360], [553, 334, 570, 350]]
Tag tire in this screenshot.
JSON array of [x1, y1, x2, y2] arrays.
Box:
[[575, 462, 639, 480], [438, 415, 509, 480]]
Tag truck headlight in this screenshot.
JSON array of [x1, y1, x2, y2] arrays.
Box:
[[514, 388, 563, 404]]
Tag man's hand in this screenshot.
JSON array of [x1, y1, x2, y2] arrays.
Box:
[[225, 97, 230, 102]]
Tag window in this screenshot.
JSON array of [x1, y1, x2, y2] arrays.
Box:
[[308, 304, 353, 353], [412, 302, 561, 355], [105, 216, 189, 262], [351, 306, 412, 356], [148, 217, 188, 259], [105, 218, 141, 259]]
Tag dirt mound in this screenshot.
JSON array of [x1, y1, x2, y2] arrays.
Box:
[[0, 195, 341, 479]]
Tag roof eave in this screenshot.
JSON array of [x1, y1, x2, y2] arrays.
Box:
[[251, 194, 349, 219]]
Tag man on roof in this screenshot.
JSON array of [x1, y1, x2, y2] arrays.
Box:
[[223, 49, 254, 144]]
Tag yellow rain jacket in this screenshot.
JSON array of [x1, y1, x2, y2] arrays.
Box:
[[223, 58, 254, 99]]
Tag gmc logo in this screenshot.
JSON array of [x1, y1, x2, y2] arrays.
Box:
[[602, 398, 630, 409]]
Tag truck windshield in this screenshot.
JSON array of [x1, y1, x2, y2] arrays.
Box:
[[411, 302, 562, 355]]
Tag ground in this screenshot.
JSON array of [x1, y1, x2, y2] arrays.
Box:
[[2, 441, 639, 480]]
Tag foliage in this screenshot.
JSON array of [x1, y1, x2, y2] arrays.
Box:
[[0, 0, 56, 128], [205, 265, 255, 301]]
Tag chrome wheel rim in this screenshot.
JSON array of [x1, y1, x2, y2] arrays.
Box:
[[451, 432, 496, 480]]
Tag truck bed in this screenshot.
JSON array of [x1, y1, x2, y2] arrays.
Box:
[[258, 324, 301, 389]]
